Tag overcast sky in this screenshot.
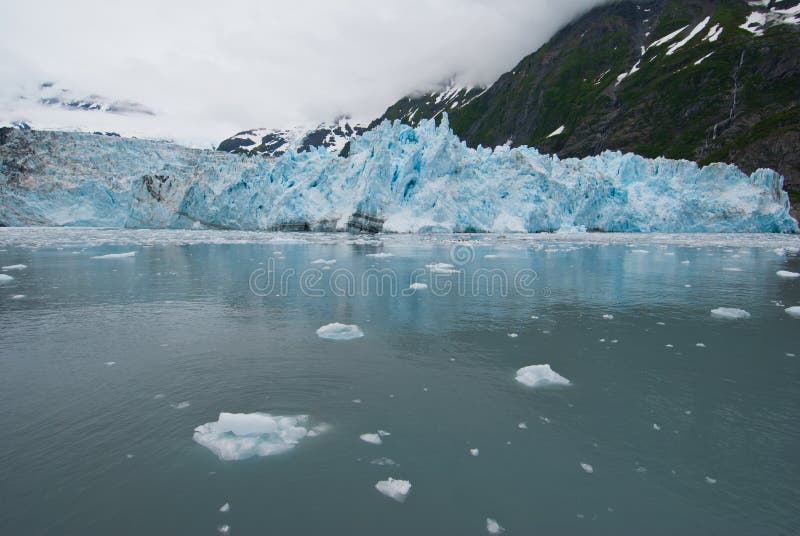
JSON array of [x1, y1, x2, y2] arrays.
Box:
[[0, 0, 605, 146]]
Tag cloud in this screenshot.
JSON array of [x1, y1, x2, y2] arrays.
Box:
[[0, 0, 606, 146]]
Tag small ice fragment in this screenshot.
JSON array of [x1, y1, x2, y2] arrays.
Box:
[[581, 462, 594, 474], [378, 430, 391, 437], [631, 249, 649, 254], [777, 270, 800, 279], [11, 294, 25, 299], [219, 503, 230, 513], [0, 274, 14, 283], [311, 258, 336, 265], [470, 448, 479, 457], [723, 267, 742, 272], [696, 343, 706, 348], [316, 323, 364, 340], [656, 322, 666, 326], [366, 252, 394, 258], [360, 433, 382, 445], [518, 422, 528, 429], [91, 252, 136, 259], [507, 333, 519, 338], [705, 476, 717, 484], [785, 306, 800, 319], [602, 314, 614, 320], [370, 457, 398, 466], [486, 518, 505, 534], [611, 339, 619, 344], [711, 307, 750, 319], [425, 262, 458, 274], [787, 353, 796, 357], [409, 282, 428, 290], [126, 453, 134, 459], [352, 399, 362, 404], [1, 264, 26, 271], [105, 361, 116, 366], [375, 478, 411, 502], [484, 254, 499, 259], [685, 284, 692, 288], [515, 365, 570, 388], [653, 423, 661, 431], [154, 393, 165, 399], [681, 260, 691, 265], [685, 410, 692, 415], [540, 416, 551, 424], [218, 525, 230, 534], [666, 344, 674, 348], [530, 315, 539, 320], [172, 401, 190, 409], [599, 338, 606, 342]]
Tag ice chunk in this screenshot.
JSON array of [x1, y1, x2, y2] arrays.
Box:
[[105, 361, 116, 366], [515, 365, 571, 388], [219, 503, 230, 513], [172, 401, 191, 409], [91, 252, 136, 259], [10, 294, 25, 299], [484, 254, 499, 259], [602, 314, 614, 320], [0, 274, 14, 283], [366, 252, 394, 258], [518, 422, 528, 429], [486, 518, 505, 534], [777, 270, 800, 279], [370, 457, 398, 466], [710, 307, 751, 319], [681, 260, 691, 265], [705, 476, 717, 484], [409, 282, 428, 290], [375, 478, 411, 502], [426, 262, 458, 274], [653, 423, 661, 431], [507, 333, 519, 338], [193, 412, 322, 461], [1, 264, 26, 271], [696, 343, 706, 348], [360, 433, 382, 445], [218, 525, 230, 534], [581, 462, 594, 474], [470, 448, 480, 457], [785, 306, 800, 319], [631, 249, 649, 254], [316, 323, 364, 340]]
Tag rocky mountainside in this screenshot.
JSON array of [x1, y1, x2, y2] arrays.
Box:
[[374, 0, 800, 212], [217, 117, 366, 157]]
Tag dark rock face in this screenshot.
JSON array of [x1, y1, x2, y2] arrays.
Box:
[[216, 121, 367, 158], [374, 0, 800, 211], [346, 212, 384, 234]]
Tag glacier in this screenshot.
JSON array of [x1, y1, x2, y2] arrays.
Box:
[[0, 116, 796, 233]]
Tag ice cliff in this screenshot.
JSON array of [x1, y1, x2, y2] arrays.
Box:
[[0, 116, 796, 233]]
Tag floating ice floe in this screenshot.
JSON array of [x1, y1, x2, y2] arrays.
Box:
[[172, 401, 191, 409], [777, 270, 800, 279], [91, 251, 136, 259], [366, 252, 394, 258], [219, 503, 230, 513], [705, 476, 717, 485], [218, 525, 230, 534], [470, 448, 480, 457], [581, 462, 594, 474], [696, 343, 706, 348], [1, 264, 26, 271], [426, 262, 458, 274], [360, 433, 383, 445], [518, 422, 528, 429], [653, 423, 661, 431], [711, 307, 751, 319], [105, 361, 116, 366], [508, 333, 519, 338], [316, 323, 364, 340], [370, 457, 398, 466], [375, 478, 411, 502], [311, 258, 336, 265], [409, 282, 428, 290], [193, 412, 325, 461], [631, 249, 649, 254], [515, 365, 571, 388], [681, 260, 691, 265], [0, 274, 14, 283], [785, 307, 800, 319], [602, 314, 614, 320], [10, 294, 25, 299], [486, 518, 505, 534]]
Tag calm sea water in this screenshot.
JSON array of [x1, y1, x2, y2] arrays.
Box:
[[1, 229, 799, 536]]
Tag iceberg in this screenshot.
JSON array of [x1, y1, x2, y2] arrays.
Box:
[[316, 323, 364, 340], [0, 274, 13, 283], [374, 478, 411, 502], [785, 306, 800, 318], [777, 270, 800, 278], [515, 364, 571, 388], [193, 412, 323, 461], [486, 518, 505, 534], [711, 307, 751, 319], [1, 118, 796, 233], [1, 264, 26, 270]]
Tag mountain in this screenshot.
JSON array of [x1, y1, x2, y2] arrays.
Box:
[[216, 117, 366, 157], [373, 0, 800, 214], [367, 80, 487, 129], [1, 120, 795, 232]]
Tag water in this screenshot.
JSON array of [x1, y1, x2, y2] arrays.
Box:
[[1, 229, 799, 535]]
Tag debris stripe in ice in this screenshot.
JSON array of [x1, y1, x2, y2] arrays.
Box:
[[316, 323, 364, 340], [374, 478, 411, 502]]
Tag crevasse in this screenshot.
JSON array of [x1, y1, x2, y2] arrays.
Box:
[[0, 115, 796, 233]]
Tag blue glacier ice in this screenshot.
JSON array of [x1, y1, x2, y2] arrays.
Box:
[[0, 116, 796, 233]]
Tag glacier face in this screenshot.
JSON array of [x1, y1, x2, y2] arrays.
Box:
[[0, 117, 796, 233]]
